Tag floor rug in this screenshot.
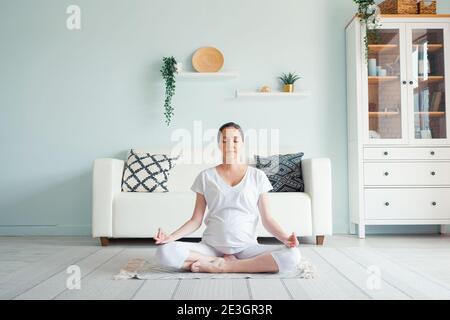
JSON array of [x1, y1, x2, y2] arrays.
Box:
[[114, 256, 315, 280]]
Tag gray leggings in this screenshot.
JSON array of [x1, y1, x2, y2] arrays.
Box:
[[155, 241, 301, 273]]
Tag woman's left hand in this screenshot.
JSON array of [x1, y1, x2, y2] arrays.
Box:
[[284, 232, 299, 248]]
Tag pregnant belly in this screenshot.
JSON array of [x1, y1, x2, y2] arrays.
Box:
[[203, 215, 257, 247]]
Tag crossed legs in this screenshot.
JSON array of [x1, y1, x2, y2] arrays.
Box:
[[155, 241, 301, 274]]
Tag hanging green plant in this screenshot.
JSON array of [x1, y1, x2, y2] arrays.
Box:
[[160, 56, 177, 126], [353, 0, 381, 62]]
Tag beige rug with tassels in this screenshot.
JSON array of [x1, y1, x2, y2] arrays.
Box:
[[114, 256, 315, 280]]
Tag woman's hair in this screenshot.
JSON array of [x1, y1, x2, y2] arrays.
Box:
[[217, 122, 244, 143]]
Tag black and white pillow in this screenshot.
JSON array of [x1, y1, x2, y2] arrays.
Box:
[[255, 152, 304, 192], [121, 150, 179, 192]]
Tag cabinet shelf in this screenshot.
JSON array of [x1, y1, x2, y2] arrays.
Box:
[[415, 111, 446, 118], [369, 44, 399, 54], [368, 76, 444, 84], [414, 44, 443, 52], [368, 76, 399, 84], [368, 44, 443, 54], [369, 112, 445, 118], [418, 76, 445, 83], [369, 111, 400, 117]]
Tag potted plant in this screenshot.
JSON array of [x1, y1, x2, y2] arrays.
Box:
[[278, 72, 301, 93], [160, 56, 177, 126], [353, 0, 381, 61]]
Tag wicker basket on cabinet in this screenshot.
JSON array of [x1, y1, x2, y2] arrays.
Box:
[[378, 0, 418, 14], [418, 1, 437, 14]]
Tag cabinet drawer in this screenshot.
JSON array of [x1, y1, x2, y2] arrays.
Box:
[[364, 162, 450, 186], [364, 147, 450, 160], [365, 188, 450, 220]]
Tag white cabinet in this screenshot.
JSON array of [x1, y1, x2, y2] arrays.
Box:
[[363, 146, 450, 160], [346, 15, 450, 238], [363, 161, 450, 186], [365, 188, 450, 220]]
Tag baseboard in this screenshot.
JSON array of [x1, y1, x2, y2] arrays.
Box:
[[0, 225, 445, 237], [365, 224, 442, 234], [0, 225, 91, 236]]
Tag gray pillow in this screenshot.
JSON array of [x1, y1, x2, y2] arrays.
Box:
[[255, 152, 304, 192]]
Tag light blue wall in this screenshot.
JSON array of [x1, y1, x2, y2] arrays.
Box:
[[0, 0, 449, 236]]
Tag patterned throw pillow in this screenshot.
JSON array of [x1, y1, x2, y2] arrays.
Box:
[[121, 150, 180, 192], [255, 152, 304, 192]]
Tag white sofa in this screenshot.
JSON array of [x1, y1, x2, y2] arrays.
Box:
[[92, 148, 333, 246]]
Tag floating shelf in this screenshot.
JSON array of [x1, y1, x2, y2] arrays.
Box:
[[176, 71, 238, 79], [235, 91, 310, 98]]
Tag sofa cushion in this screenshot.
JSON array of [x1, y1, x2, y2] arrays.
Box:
[[113, 191, 312, 237], [167, 163, 213, 192], [121, 150, 179, 192], [255, 152, 305, 192], [113, 192, 202, 237]]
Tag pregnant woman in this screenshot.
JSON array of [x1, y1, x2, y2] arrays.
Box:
[[154, 122, 301, 274]]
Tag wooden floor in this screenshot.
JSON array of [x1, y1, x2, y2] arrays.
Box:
[[1, 235, 450, 300]]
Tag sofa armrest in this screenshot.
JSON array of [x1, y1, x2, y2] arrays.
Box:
[[92, 158, 124, 238], [302, 158, 333, 237]]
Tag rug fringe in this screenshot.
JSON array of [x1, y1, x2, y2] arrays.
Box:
[[113, 258, 146, 280]]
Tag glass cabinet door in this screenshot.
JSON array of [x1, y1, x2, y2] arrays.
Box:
[[408, 26, 448, 142], [367, 27, 406, 142]]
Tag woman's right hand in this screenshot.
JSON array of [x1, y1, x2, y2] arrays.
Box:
[[153, 227, 174, 245], [284, 232, 299, 248]]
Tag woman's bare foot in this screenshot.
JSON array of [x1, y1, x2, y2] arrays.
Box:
[[191, 257, 227, 273], [182, 255, 219, 270], [223, 254, 237, 261], [181, 261, 194, 271]]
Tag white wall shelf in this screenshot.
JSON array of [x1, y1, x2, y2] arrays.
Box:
[[235, 91, 310, 98], [176, 71, 239, 79]]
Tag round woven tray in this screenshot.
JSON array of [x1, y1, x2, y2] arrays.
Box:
[[192, 47, 224, 73]]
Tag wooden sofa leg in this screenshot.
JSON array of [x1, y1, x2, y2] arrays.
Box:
[[316, 235, 325, 246], [100, 237, 110, 246]]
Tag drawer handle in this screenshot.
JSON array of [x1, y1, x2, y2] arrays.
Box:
[[430, 151, 435, 156], [432, 201, 437, 206], [384, 172, 389, 176], [431, 171, 436, 176], [385, 202, 390, 206], [383, 151, 389, 156]]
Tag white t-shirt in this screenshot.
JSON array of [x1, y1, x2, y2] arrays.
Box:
[[190, 165, 273, 254]]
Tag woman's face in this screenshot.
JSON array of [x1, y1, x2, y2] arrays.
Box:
[[218, 127, 244, 164]]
